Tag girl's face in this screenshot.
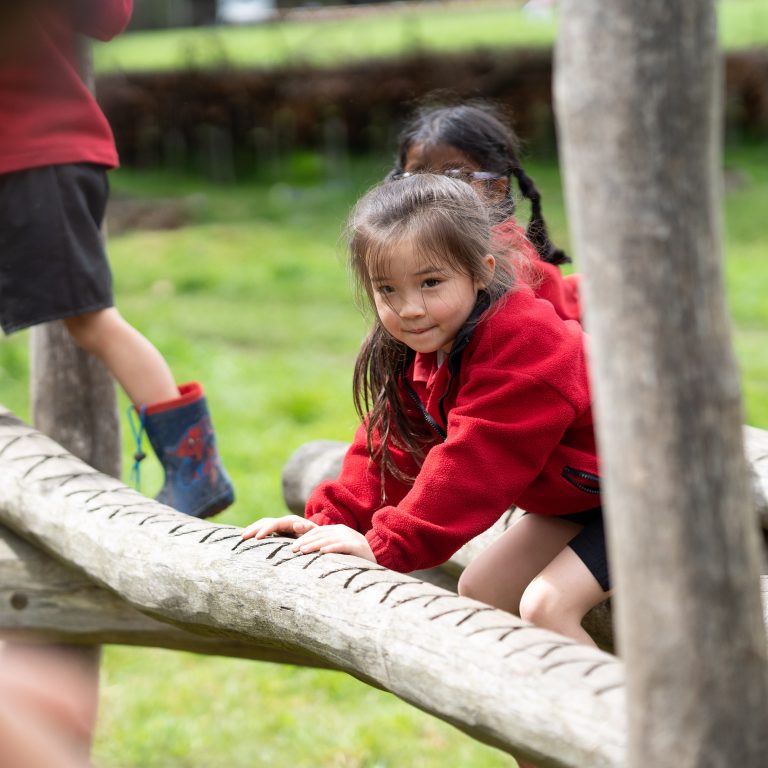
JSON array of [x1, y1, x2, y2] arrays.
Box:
[[403, 143, 509, 204], [370, 237, 494, 355]]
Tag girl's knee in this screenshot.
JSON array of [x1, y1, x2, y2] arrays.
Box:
[[519, 580, 566, 630], [458, 568, 523, 615], [457, 568, 484, 602]]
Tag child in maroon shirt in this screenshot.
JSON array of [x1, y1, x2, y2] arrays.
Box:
[[0, 1, 233, 519], [243, 174, 609, 648]]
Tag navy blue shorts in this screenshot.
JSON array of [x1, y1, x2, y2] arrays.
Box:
[[559, 506, 610, 592], [0, 163, 113, 335]]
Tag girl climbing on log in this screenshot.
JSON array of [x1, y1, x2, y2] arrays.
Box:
[[389, 98, 581, 324], [0, 0, 233, 519], [242, 173, 610, 647]]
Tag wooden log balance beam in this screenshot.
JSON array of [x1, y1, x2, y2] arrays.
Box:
[[0, 405, 625, 768]]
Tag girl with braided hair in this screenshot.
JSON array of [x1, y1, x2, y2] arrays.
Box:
[[388, 99, 582, 324]]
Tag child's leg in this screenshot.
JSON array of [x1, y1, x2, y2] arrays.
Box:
[[458, 514, 584, 615], [63, 308, 177, 407], [65, 308, 234, 519], [518, 547, 609, 646]]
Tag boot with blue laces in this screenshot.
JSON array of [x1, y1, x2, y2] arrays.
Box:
[[131, 382, 234, 519]]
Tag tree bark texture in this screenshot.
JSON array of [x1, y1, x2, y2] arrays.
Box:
[[30, 323, 121, 478], [7, 516, 768, 664], [555, 2, 768, 767], [0, 406, 625, 768], [0, 523, 336, 669]]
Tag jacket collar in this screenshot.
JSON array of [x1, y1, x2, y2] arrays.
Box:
[[445, 289, 491, 376]]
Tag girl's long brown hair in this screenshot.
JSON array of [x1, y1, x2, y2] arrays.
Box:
[[347, 174, 517, 491]]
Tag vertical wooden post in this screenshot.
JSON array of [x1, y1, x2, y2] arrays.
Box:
[[555, 1, 768, 766], [30, 324, 121, 477]]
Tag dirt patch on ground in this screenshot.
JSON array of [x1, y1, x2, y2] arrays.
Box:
[[106, 195, 205, 235]]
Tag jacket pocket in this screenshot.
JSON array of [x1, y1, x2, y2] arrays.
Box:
[[562, 467, 601, 495]]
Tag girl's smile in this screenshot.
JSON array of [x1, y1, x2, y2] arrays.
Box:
[[370, 237, 494, 355]]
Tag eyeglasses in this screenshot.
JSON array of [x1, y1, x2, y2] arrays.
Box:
[[392, 169, 505, 183]]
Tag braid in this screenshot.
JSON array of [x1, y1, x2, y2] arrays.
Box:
[[511, 167, 571, 265], [391, 99, 570, 265]]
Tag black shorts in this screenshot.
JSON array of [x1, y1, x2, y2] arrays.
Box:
[[0, 163, 113, 335], [559, 506, 611, 592]]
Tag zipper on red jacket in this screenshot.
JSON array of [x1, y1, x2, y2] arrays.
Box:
[[403, 378, 447, 441], [561, 467, 601, 494]]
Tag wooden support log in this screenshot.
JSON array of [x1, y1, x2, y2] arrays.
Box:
[[0, 405, 626, 768], [30, 323, 121, 478], [0, 523, 334, 669], [6, 519, 768, 656]]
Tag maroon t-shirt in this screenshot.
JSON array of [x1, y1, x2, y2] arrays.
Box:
[[0, 1, 132, 175]]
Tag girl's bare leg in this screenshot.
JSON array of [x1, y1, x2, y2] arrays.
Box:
[[64, 308, 178, 407], [458, 514, 584, 615], [519, 546, 610, 646]]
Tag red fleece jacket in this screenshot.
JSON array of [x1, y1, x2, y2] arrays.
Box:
[[306, 285, 600, 573], [0, 1, 132, 175], [493, 218, 582, 324]]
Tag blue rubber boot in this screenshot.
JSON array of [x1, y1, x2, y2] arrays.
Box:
[[142, 382, 234, 519]]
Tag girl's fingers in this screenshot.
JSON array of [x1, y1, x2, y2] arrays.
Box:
[[293, 527, 317, 542], [292, 527, 328, 548], [292, 535, 327, 552], [240, 521, 266, 540], [292, 527, 355, 552], [258, 519, 293, 537], [240, 520, 277, 540], [292, 520, 316, 535], [289, 525, 375, 562], [241, 516, 305, 540], [316, 542, 354, 554]]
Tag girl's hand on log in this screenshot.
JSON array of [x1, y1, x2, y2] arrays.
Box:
[[240, 515, 317, 541], [291, 524, 377, 563]]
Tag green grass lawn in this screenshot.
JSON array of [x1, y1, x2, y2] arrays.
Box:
[[95, 0, 768, 74], [1, 143, 766, 767]]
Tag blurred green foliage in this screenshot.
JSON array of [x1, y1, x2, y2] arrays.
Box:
[[96, 1, 768, 74]]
